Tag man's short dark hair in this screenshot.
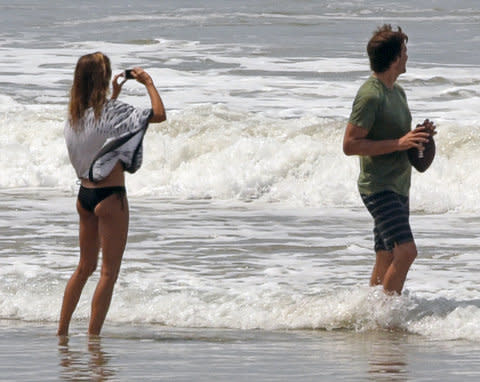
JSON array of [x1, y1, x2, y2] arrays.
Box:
[[367, 24, 408, 73]]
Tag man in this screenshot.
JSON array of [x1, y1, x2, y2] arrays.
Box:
[[343, 24, 434, 295]]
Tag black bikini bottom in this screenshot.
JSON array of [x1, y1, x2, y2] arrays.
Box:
[[78, 185, 126, 212]]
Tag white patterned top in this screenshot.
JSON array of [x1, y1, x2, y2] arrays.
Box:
[[64, 99, 152, 182]]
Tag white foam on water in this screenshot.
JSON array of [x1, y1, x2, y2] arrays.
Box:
[[2, 271, 480, 342], [2, 36, 480, 117], [410, 305, 480, 341], [2, 98, 480, 212], [0, 193, 478, 341]]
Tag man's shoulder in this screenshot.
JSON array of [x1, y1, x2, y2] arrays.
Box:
[[357, 77, 384, 99], [393, 82, 407, 97], [355, 77, 384, 107]]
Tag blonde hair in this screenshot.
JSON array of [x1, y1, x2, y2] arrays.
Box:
[[68, 52, 111, 128]]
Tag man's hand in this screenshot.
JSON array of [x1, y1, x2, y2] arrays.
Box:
[[398, 127, 430, 151], [418, 119, 437, 136]]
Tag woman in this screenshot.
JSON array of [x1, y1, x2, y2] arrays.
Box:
[[58, 52, 166, 336]]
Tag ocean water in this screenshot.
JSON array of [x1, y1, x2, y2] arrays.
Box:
[[1, 1, 480, 380]]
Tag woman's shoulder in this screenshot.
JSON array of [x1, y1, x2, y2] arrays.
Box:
[[105, 99, 132, 112], [107, 99, 141, 116]]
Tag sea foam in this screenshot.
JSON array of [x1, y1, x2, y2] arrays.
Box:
[[2, 99, 480, 212]]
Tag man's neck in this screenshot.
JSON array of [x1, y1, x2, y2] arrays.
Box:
[[373, 70, 398, 89]]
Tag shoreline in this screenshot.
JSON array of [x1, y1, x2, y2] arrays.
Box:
[[2, 321, 480, 381]]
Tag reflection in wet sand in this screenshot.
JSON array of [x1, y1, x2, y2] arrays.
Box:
[[367, 332, 408, 382], [58, 336, 116, 381]]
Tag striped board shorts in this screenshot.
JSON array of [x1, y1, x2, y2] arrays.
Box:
[[360, 190, 414, 252]]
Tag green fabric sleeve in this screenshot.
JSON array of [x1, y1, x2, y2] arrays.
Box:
[[348, 86, 380, 131]]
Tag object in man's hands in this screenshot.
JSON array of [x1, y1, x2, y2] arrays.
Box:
[[407, 123, 436, 173], [124, 69, 134, 79]]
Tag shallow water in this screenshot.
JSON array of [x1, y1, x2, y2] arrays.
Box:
[[1, 190, 480, 338], [2, 320, 480, 381]]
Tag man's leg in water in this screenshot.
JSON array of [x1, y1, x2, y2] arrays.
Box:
[[382, 241, 417, 295], [370, 250, 394, 286]]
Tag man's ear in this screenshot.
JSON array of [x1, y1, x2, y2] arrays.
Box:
[[390, 55, 401, 70]]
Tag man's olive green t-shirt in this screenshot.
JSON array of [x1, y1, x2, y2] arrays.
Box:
[[349, 76, 412, 196]]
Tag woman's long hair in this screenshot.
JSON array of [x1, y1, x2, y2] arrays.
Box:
[[68, 52, 112, 129]]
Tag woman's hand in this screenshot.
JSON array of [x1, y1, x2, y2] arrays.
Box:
[[128, 67, 154, 86], [111, 73, 127, 100], [112, 67, 166, 123]]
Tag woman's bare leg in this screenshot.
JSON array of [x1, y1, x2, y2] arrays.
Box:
[[57, 201, 100, 336], [88, 193, 129, 335]]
